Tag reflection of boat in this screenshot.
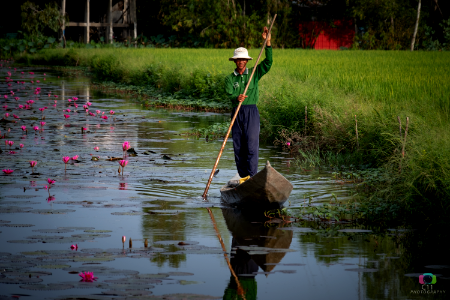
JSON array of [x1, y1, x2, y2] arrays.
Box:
[[222, 208, 293, 274], [222, 208, 293, 300], [220, 161, 293, 209]]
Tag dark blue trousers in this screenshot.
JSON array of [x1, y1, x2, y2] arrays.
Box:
[[231, 105, 260, 178]]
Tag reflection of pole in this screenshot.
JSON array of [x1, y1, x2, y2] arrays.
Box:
[[206, 208, 246, 300], [61, 80, 65, 101]]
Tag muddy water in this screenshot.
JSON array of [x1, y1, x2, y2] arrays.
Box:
[[0, 66, 448, 299]]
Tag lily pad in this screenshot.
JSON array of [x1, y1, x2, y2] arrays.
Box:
[[111, 211, 147, 215], [179, 280, 204, 285], [0, 220, 11, 223], [32, 228, 73, 233], [105, 278, 162, 285], [31, 209, 76, 214], [0, 206, 33, 213], [102, 290, 153, 296], [345, 268, 378, 272], [2, 271, 52, 277], [64, 266, 138, 276], [72, 257, 115, 262], [58, 227, 95, 231], [0, 277, 43, 284], [143, 294, 221, 300], [21, 251, 50, 256], [84, 230, 112, 233], [0, 224, 35, 227], [135, 274, 169, 279], [155, 240, 199, 246], [425, 265, 450, 269], [19, 283, 74, 290], [337, 229, 372, 233], [7, 240, 39, 244], [161, 272, 194, 276], [71, 233, 111, 239], [37, 264, 71, 269]]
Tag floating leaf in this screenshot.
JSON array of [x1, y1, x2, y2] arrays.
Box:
[[0, 277, 43, 284], [32, 229, 73, 233], [37, 264, 71, 269], [31, 209, 76, 214], [337, 229, 372, 233], [2, 271, 52, 277], [179, 280, 204, 285], [345, 268, 378, 272], [84, 230, 112, 233], [0, 224, 35, 227], [58, 227, 95, 231], [19, 283, 74, 290]]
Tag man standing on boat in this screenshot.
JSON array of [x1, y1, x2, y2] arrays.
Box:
[[225, 27, 272, 179]]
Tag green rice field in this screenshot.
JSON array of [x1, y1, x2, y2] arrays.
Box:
[[17, 48, 450, 223]]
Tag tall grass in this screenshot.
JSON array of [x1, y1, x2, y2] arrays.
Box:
[[16, 48, 450, 223]]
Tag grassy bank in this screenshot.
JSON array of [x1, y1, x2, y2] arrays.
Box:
[[16, 48, 450, 225]]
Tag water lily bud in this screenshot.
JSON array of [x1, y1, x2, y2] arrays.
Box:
[[122, 236, 126, 243]]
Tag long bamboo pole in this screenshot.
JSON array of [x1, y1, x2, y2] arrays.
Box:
[[206, 208, 246, 299], [202, 15, 277, 199]]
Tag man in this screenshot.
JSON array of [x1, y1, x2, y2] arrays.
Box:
[[225, 27, 272, 179]]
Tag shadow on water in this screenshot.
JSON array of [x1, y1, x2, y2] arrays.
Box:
[[0, 65, 449, 299]]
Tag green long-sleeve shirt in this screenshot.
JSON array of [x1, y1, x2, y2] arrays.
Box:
[[225, 46, 272, 107]]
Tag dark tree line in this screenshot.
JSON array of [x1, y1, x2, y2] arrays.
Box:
[[1, 0, 449, 50]]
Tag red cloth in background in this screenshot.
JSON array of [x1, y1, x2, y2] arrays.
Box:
[[299, 19, 355, 50]]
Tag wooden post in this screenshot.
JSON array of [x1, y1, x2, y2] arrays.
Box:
[[130, 0, 137, 47], [85, 0, 90, 44], [61, 0, 66, 47], [108, 0, 113, 43], [304, 106, 307, 136], [411, 0, 421, 51], [402, 117, 409, 158]]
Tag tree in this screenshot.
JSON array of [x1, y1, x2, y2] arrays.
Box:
[[21, 1, 68, 45], [411, 0, 421, 51]]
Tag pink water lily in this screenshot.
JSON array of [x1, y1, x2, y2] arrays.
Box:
[[286, 142, 291, 146], [14, 97, 19, 101], [89, 112, 95, 117], [64, 114, 70, 119], [70, 244, 78, 250], [79, 271, 98, 282], [94, 146, 99, 151], [101, 115, 108, 120], [40, 121, 46, 127], [39, 107, 45, 112], [63, 156, 70, 171], [7, 141, 14, 149], [20, 144, 24, 149], [71, 155, 79, 161], [86, 102, 92, 106], [109, 110, 115, 115], [33, 126, 39, 132], [2, 169, 14, 175], [83, 105, 87, 110], [119, 160, 128, 168], [19, 105, 24, 109], [72, 97, 78, 101], [30, 161, 37, 173], [122, 141, 130, 151], [4, 113, 9, 118], [47, 178, 56, 185], [96, 110, 100, 115], [13, 114, 19, 119], [47, 196, 55, 203], [68, 99, 72, 102], [65, 109, 70, 113]]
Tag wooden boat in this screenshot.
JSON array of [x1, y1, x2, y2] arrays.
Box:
[[220, 161, 293, 209], [221, 208, 293, 274]]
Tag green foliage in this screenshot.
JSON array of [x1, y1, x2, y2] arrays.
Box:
[[188, 122, 230, 140], [20, 1, 68, 39], [422, 18, 450, 51]]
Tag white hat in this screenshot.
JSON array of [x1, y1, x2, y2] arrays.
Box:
[[229, 47, 253, 61]]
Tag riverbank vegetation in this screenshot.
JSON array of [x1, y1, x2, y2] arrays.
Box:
[[14, 48, 450, 226]]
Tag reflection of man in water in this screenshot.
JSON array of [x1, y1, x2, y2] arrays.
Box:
[[223, 238, 257, 300]]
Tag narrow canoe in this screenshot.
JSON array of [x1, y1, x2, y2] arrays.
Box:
[[220, 161, 293, 209]]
